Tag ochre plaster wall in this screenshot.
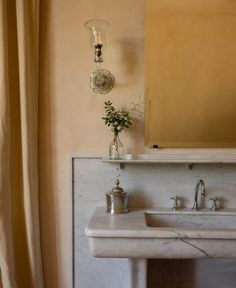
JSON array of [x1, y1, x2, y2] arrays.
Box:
[[39, 0, 146, 287]]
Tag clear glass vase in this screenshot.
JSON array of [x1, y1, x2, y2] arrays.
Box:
[[109, 133, 124, 159]]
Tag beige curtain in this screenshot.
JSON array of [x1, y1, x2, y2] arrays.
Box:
[[0, 0, 44, 287]]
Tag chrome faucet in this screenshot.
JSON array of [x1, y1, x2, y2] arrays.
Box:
[[193, 179, 206, 211]]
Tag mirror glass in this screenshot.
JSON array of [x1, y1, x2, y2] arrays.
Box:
[[145, 0, 236, 148]]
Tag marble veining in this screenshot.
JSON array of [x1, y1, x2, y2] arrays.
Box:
[[74, 157, 236, 288], [85, 208, 236, 260], [86, 208, 236, 239]]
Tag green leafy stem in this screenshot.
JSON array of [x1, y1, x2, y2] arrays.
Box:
[[102, 101, 133, 135]]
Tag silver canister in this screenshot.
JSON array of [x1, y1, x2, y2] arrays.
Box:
[[106, 179, 129, 214]]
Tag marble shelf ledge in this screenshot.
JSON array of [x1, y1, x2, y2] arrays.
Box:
[[102, 151, 236, 164]]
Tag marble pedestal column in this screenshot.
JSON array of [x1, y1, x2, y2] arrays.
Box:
[[128, 259, 147, 288]]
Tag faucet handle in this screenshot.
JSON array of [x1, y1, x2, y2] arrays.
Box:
[[209, 196, 218, 211], [171, 196, 180, 210]]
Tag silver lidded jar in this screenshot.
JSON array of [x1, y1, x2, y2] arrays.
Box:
[[106, 179, 129, 214]]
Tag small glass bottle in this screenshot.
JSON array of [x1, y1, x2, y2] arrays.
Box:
[[109, 133, 124, 159]]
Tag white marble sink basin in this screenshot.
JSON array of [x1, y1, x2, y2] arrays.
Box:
[[85, 208, 236, 259], [145, 211, 236, 229]]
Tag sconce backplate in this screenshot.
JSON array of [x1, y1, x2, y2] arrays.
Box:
[[90, 68, 115, 94]]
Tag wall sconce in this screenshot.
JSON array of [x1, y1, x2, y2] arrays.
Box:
[[84, 19, 115, 94]]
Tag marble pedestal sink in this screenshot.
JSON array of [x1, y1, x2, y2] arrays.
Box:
[[85, 208, 236, 288]]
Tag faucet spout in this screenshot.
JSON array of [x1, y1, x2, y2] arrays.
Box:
[[193, 179, 206, 211]]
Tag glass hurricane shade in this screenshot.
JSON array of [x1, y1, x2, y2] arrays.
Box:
[[84, 19, 110, 48], [84, 19, 114, 94]]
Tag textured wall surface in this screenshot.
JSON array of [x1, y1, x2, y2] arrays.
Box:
[[39, 1, 145, 286], [74, 157, 236, 288]]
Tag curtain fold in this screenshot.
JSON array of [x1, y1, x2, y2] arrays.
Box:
[[0, 0, 44, 287], [0, 1, 17, 287]]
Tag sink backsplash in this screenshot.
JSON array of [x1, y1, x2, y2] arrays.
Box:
[[73, 156, 236, 288], [121, 163, 236, 209]]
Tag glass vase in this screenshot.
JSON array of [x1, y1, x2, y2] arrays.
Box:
[[109, 133, 124, 159]]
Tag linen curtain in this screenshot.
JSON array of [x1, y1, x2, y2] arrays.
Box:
[[0, 0, 44, 287]]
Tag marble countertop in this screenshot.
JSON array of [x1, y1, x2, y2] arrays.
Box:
[[85, 207, 236, 240]]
